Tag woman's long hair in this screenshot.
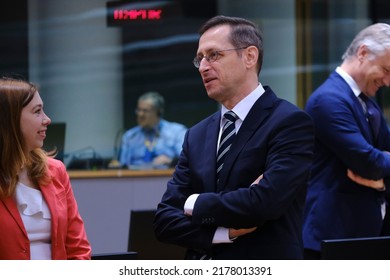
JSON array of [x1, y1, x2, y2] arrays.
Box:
[[0, 78, 52, 199]]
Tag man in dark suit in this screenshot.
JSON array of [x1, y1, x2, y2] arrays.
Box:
[[303, 23, 390, 259], [153, 15, 315, 259]]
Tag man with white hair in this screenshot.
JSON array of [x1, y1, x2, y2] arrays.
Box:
[[303, 23, 390, 259]]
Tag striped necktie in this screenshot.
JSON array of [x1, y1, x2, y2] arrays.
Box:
[[216, 111, 238, 181]]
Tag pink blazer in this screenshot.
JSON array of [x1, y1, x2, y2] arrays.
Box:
[[0, 158, 91, 259]]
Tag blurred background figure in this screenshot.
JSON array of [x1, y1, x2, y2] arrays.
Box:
[[119, 91, 187, 169]]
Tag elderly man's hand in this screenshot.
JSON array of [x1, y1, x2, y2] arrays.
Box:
[[347, 169, 385, 191]]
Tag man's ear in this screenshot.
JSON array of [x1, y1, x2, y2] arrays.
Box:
[[244, 46, 259, 69], [357, 44, 369, 63]]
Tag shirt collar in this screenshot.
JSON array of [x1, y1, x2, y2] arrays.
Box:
[[335, 66, 361, 98], [221, 83, 265, 122], [141, 120, 162, 135]]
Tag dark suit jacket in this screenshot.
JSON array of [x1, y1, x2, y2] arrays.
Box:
[[154, 86, 315, 259], [303, 71, 390, 252]]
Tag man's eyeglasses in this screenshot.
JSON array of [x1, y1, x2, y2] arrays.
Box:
[[192, 47, 248, 68]]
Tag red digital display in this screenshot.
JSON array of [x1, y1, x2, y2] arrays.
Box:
[[107, 0, 216, 27], [106, 1, 182, 26], [113, 9, 162, 21]]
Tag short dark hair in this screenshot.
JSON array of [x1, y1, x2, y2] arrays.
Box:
[[199, 15, 263, 74]]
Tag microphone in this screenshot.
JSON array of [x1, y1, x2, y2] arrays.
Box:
[[108, 128, 125, 169]]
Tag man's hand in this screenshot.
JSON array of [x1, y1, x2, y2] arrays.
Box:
[[229, 227, 257, 239], [225, 174, 264, 239], [252, 174, 263, 185], [347, 169, 385, 190], [153, 155, 172, 166]]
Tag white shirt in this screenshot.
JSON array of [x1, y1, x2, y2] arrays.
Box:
[[15, 182, 52, 259], [217, 83, 265, 148], [335, 67, 361, 97]]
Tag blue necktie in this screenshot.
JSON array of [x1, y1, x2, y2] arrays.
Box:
[[216, 111, 238, 181], [360, 93, 381, 140]]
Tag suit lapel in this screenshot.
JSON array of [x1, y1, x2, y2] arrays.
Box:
[[203, 113, 220, 193], [354, 94, 375, 144], [41, 183, 58, 244], [216, 88, 277, 191], [331, 72, 374, 144], [1, 197, 28, 238]]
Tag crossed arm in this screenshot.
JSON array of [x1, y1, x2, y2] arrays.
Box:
[[184, 174, 263, 240], [228, 174, 263, 239], [347, 169, 385, 191]]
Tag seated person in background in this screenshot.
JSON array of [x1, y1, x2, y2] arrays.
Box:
[[119, 91, 187, 169]]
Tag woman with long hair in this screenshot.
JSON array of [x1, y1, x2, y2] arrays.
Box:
[[0, 77, 91, 259]]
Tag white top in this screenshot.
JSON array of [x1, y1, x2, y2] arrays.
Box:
[[15, 182, 52, 260]]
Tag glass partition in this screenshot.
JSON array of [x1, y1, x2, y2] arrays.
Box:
[[1, 0, 387, 169]]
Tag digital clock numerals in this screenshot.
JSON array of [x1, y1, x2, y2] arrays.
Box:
[[113, 9, 162, 21]]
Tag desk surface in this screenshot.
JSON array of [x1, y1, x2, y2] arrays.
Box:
[[70, 168, 172, 254], [68, 168, 174, 179]]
